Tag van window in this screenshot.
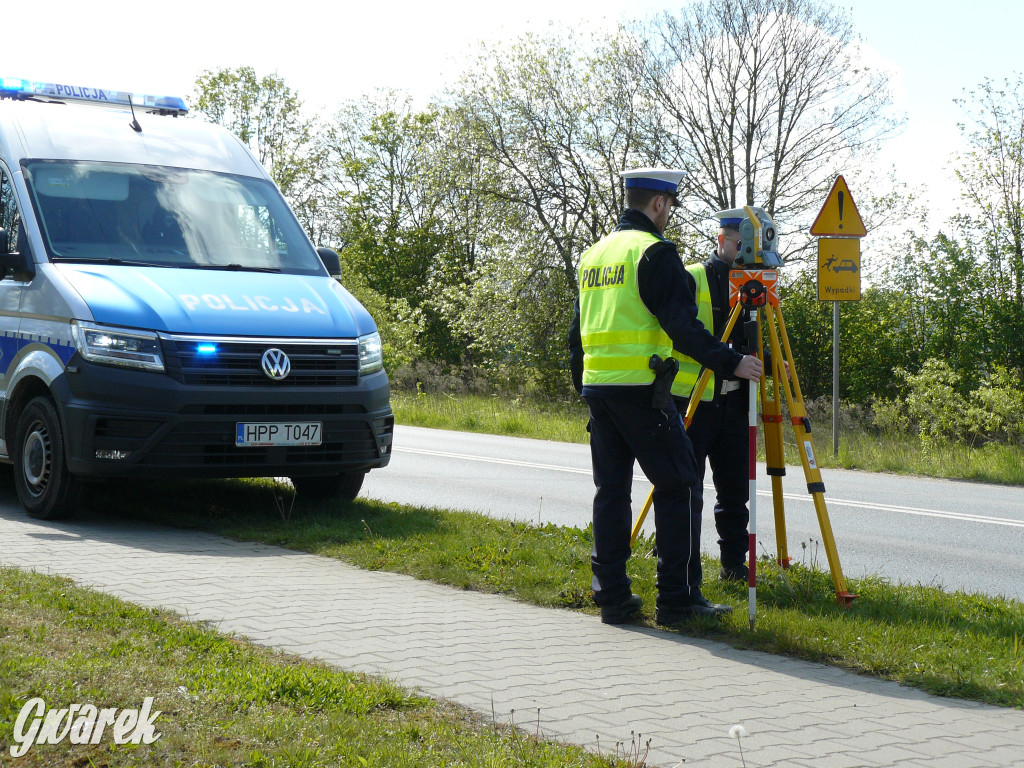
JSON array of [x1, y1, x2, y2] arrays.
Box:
[[0, 165, 23, 254], [21, 160, 323, 275]]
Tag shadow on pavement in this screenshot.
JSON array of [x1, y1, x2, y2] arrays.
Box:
[[0, 467, 443, 560]]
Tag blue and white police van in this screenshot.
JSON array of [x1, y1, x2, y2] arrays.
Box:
[[0, 77, 393, 519]]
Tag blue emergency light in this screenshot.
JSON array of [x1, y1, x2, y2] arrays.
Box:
[[0, 77, 187, 115]]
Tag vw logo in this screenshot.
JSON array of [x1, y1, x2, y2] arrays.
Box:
[[261, 348, 291, 380]]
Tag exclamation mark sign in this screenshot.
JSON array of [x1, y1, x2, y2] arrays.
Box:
[[838, 190, 845, 230]]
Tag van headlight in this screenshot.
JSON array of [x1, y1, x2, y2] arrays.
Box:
[[71, 321, 165, 372], [357, 332, 383, 375]]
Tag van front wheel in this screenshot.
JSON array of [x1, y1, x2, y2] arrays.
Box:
[[290, 471, 365, 502], [12, 396, 84, 520]]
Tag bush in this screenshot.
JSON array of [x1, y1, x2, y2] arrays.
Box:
[[900, 359, 970, 444], [802, 396, 876, 435], [869, 396, 913, 437], [968, 366, 1024, 445], [888, 359, 1024, 447]]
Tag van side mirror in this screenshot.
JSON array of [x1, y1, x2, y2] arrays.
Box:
[[316, 246, 342, 278], [0, 226, 36, 282]]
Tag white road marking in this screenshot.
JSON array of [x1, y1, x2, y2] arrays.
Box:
[[395, 446, 1024, 529]]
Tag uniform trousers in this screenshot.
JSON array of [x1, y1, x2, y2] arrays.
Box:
[[681, 385, 750, 568], [584, 394, 704, 610]]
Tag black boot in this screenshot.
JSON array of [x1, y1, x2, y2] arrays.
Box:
[[600, 594, 643, 624], [655, 592, 732, 625]]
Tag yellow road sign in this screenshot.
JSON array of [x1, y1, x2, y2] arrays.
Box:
[[818, 239, 861, 300], [810, 176, 866, 237]]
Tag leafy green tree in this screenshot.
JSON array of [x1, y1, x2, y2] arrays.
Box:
[[954, 76, 1024, 306], [326, 92, 480, 363], [949, 77, 1024, 376], [776, 272, 831, 399], [190, 66, 330, 242], [832, 287, 909, 404], [335, 265, 423, 372], [882, 229, 1003, 389]]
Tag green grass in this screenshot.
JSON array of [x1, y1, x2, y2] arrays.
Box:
[[392, 392, 589, 444], [91, 477, 1024, 711], [831, 433, 1024, 485], [6, 389, 1022, 767], [0, 566, 638, 767], [393, 391, 1024, 485]]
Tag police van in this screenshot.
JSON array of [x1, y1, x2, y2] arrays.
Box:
[[0, 77, 393, 519]]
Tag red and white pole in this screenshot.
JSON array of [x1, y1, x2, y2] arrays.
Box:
[[748, 369, 758, 630]]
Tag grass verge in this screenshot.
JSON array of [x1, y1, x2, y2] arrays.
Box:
[[392, 392, 1024, 486], [0, 566, 638, 767], [96, 477, 1024, 711]]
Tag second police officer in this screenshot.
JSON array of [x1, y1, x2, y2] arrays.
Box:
[[675, 209, 767, 583]]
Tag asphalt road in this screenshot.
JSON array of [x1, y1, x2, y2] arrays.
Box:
[[364, 425, 1024, 602]]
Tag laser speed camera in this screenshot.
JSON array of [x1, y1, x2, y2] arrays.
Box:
[[714, 205, 783, 268]]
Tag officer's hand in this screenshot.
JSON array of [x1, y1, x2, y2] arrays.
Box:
[[767, 359, 791, 380], [734, 355, 763, 382]]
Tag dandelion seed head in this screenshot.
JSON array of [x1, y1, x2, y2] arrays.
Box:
[[729, 724, 748, 739]]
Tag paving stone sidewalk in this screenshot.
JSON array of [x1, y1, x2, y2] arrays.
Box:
[[2, 508, 1022, 767]]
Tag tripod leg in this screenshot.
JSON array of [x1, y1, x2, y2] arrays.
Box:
[[757, 311, 791, 569], [630, 492, 654, 549], [746, 327, 758, 630], [765, 303, 856, 606]]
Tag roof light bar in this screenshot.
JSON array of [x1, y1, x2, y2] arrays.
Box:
[[0, 77, 187, 115]]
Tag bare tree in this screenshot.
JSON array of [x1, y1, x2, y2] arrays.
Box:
[[635, 0, 898, 255], [440, 28, 671, 391], [451, 28, 664, 292]]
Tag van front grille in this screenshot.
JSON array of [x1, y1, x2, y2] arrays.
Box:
[[161, 336, 359, 387]]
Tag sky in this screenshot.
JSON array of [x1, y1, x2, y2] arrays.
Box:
[[3, 0, 1022, 230]]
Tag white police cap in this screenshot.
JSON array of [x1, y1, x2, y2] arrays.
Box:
[[712, 206, 768, 229], [620, 168, 687, 194]]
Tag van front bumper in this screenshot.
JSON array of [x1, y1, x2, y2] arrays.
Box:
[[54, 356, 393, 480]]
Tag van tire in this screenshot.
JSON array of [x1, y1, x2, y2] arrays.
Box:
[[12, 396, 84, 520], [290, 471, 365, 502]]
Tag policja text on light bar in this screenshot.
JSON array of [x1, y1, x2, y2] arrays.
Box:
[[0, 77, 187, 115]]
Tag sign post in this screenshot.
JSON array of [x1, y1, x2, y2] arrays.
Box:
[[810, 176, 865, 455]]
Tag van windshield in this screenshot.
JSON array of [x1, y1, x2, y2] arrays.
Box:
[[22, 160, 324, 274]]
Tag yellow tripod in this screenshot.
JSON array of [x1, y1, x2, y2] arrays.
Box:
[[629, 265, 857, 607]]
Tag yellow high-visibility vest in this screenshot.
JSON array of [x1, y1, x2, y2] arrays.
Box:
[[673, 262, 715, 401], [578, 230, 675, 387]]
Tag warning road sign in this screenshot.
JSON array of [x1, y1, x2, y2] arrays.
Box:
[[810, 176, 866, 237], [818, 238, 861, 300]]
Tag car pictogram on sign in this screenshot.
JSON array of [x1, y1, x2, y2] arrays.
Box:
[[833, 258, 858, 273]]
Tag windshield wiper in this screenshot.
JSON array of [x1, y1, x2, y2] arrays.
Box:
[[52, 257, 281, 273], [53, 256, 173, 269], [192, 263, 282, 273]]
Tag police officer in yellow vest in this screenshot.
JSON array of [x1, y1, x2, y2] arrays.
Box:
[[567, 169, 762, 626], [676, 209, 762, 584]]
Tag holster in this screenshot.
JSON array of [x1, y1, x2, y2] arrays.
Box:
[[648, 354, 679, 410]]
